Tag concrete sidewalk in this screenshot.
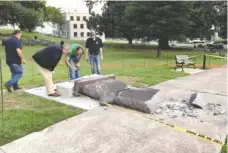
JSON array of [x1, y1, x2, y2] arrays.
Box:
[[1, 68, 227, 153]]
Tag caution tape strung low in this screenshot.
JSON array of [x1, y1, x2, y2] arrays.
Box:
[[204, 54, 227, 59], [102, 102, 225, 146]]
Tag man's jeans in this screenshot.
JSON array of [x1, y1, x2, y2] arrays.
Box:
[[7, 64, 23, 89], [69, 56, 80, 80], [89, 55, 101, 75]]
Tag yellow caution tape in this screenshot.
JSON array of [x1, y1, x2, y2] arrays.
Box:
[[204, 54, 227, 59], [102, 102, 225, 146]]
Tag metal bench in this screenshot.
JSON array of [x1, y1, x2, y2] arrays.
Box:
[[175, 55, 196, 72]]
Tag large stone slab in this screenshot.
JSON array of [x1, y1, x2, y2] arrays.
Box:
[[114, 88, 159, 113], [80, 79, 127, 103], [73, 74, 115, 96]]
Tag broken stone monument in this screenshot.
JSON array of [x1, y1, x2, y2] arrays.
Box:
[[80, 79, 127, 103], [73, 74, 115, 96], [114, 88, 159, 113]]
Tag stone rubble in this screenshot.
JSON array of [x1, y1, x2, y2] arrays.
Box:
[[153, 100, 226, 119]]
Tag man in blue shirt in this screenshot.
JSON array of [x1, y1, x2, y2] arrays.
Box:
[[4, 30, 25, 92], [85, 32, 103, 74], [32, 44, 70, 97]]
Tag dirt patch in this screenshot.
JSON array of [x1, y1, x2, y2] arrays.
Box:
[[1, 93, 30, 109]]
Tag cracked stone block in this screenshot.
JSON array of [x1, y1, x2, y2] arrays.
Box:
[[189, 93, 206, 109], [114, 88, 159, 113], [56, 82, 74, 97], [73, 74, 115, 96], [80, 79, 127, 103]]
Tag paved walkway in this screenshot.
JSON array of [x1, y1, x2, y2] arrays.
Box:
[[1, 68, 227, 153]]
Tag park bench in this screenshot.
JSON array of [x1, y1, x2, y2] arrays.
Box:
[[174, 55, 196, 72]]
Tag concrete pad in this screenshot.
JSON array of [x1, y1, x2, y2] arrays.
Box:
[[173, 68, 205, 74], [25, 86, 100, 110], [0, 107, 224, 153], [73, 74, 115, 96], [153, 68, 227, 96]]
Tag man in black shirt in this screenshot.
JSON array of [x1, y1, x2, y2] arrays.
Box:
[[85, 32, 103, 74], [4, 30, 25, 92], [32, 44, 70, 97]]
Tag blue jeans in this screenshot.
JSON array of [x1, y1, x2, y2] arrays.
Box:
[[69, 56, 80, 80], [7, 64, 23, 89], [89, 55, 101, 74]]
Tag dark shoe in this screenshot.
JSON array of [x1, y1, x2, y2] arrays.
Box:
[[14, 87, 22, 91], [4, 84, 12, 93], [48, 92, 61, 97]]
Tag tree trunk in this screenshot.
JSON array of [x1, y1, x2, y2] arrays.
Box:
[[159, 37, 170, 49], [28, 28, 32, 32], [156, 46, 161, 58], [128, 38, 133, 44]]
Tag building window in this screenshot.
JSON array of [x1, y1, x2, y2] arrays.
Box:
[[87, 32, 90, 37], [73, 24, 77, 29], [77, 16, 80, 21], [74, 32, 77, 37], [83, 16, 87, 21], [80, 32, 84, 37], [70, 16, 74, 21], [80, 24, 84, 29]]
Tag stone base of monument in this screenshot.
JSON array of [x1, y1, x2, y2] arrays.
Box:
[[56, 82, 74, 98]]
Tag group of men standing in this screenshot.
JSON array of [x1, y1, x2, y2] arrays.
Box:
[[4, 30, 103, 97]]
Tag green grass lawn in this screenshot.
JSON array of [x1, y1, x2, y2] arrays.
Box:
[[0, 92, 84, 146], [0, 45, 226, 87]]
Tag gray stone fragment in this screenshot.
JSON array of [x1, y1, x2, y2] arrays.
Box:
[[189, 93, 206, 109], [81, 79, 127, 103], [213, 111, 220, 116], [172, 104, 180, 110], [169, 113, 178, 118], [181, 99, 187, 103], [216, 103, 222, 106], [73, 74, 115, 96], [187, 112, 198, 117], [114, 88, 159, 113], [189, 106, 194, 110], [155, 108, 162, 114], [219, 109, 226, 115], [161, 106, 168, 111]]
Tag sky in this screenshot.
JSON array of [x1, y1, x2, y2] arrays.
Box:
[[46, 0, 103, 14]]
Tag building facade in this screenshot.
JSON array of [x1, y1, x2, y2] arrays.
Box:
[[53, 9, 105, 41]]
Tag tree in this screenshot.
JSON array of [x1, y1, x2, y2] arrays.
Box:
[[18, 0, 46, 11], [85, 0, 100, 14], [87, 1, 136, 44], [44, 6, 64, 25], [19, 8, 42, 32], [125, 1, 193, 56], [187, 1, 227, 40]]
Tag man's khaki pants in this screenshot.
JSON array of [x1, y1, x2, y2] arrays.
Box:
[[37, 65, 55, 94]]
